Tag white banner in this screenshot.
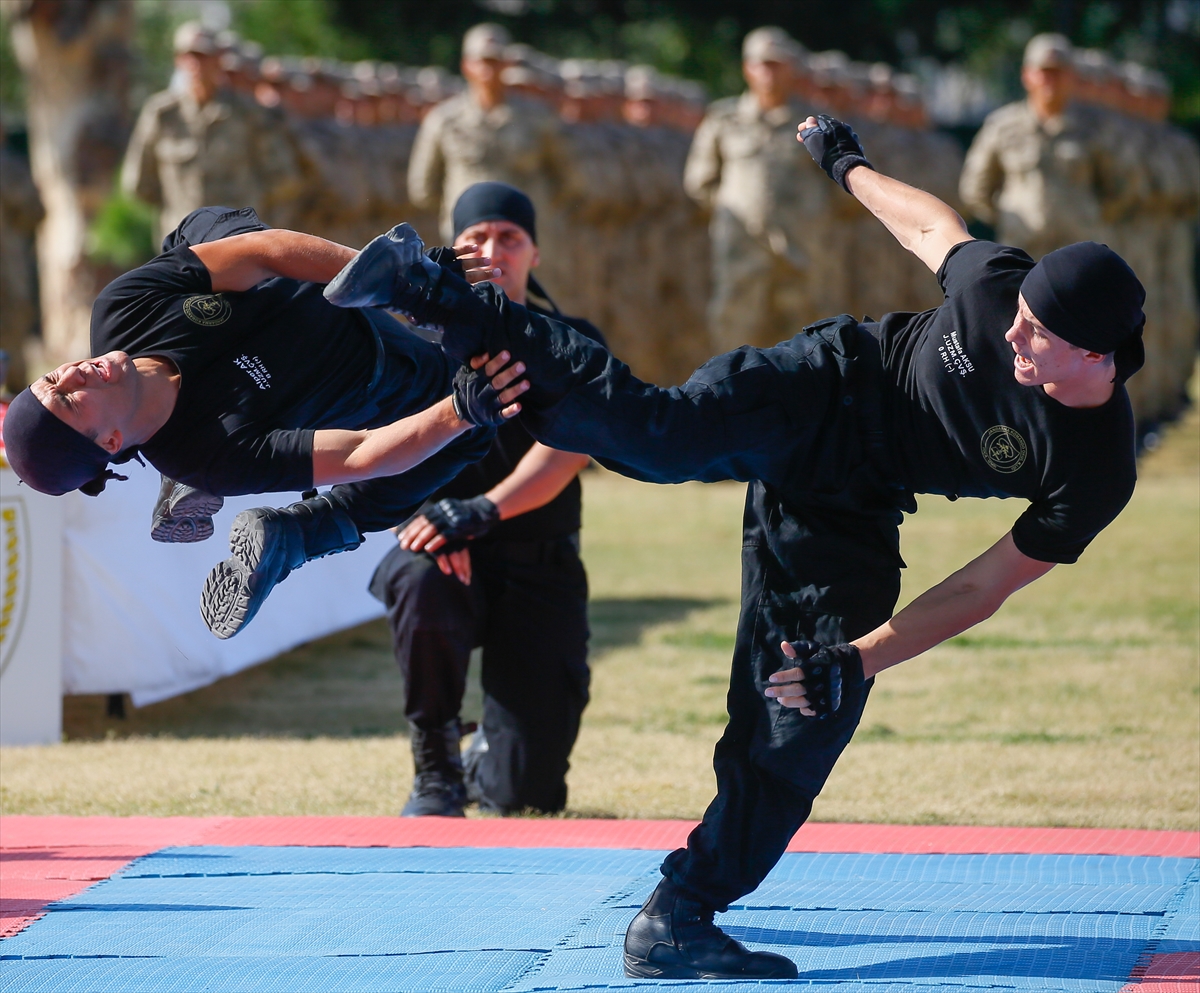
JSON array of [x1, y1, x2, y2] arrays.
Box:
[[0, 470, 63, 744], [61, 460, 393, 707]]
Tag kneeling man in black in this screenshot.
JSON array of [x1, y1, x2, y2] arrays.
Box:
[[324, 115, 1145, 980], [3, 206, 528, 639], [370, 183, 602, 817]]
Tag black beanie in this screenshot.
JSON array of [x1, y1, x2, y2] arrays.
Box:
[[1020, 242, 1146, 383], [452, 182, 537, 244], [3, 387, 122, 496]]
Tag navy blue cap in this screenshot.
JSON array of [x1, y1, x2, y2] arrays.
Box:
[[452, 182, 537, 244], [1021, 242, 1146, 382], [4, 387, 119, 496]]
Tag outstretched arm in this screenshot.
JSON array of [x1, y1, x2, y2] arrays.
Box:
[[192, 230, 495, 293], [798, 114, 973, 274], [768, 532, 1055, 709], [845, 166, 974, 274], [850, 532, 1054, 677], [311, 354, 526, 486]]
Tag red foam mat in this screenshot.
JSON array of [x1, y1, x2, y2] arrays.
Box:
[[1120, 952, 1200, 992], [3, 815, 1196, 856]]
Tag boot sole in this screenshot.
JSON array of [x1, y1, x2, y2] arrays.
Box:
[[151, 516, 216, 544], [622, 953, 797, 980], [150, 492, 224, 544], [199, 513, 269, 640]]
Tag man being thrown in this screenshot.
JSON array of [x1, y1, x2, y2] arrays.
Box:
[[370, 182, 602, 818], [2, 206, 528, 638], [326, 114, 1144, 980]]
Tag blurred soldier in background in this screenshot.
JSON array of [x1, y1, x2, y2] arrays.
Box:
[[0, 130, 44, 395], [122, 22, 308, 242], [959, 34, 1126, 261], [408, 23, 566, 242], [369, 184, 601, 818], [684, 27, 839, 352]]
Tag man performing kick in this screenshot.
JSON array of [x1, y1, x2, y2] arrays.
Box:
[[325, 114, 1144, 980], [3, 206, 528, 638]]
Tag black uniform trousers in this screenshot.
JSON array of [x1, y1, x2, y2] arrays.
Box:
[[466, 295, 908, 910], [322, 309, 495, 535], [370, 536, 591, 814]]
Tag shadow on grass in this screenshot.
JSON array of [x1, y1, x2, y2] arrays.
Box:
[[588, 596, 725, 654], [63, 597, 725, 743]]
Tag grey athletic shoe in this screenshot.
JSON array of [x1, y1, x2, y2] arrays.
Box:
[[150, 475, 224, 543]]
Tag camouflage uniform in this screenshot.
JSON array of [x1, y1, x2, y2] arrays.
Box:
[[407, 90, 566, 242], [959, 99, 1127, 260], [122, 86, 308, 242], [685, 92, 839, 352]]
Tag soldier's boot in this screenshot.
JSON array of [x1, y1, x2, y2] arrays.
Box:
[[150, 475, 224, 543], [623, 878, 798, 980], [200, 495, 362, 640], [462, 725, 505, 813], [401, 720, 467, 817], [323, 222, 498, 364]]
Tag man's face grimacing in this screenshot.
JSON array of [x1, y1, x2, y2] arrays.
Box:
[[1004, 294, 1110, 387], [30, 351, 138, 454], [454, 220, 538, 305]]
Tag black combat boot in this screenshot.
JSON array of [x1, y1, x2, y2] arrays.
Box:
[[322, 222, 500, 363], [401, 720, 467, 817], [623, 878, 798, 980], [200, 494, 362, 639], [150, 475, 224, 543]]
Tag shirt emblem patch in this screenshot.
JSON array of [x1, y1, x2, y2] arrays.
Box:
[[981, 425, 1027, 473], [183, 294, 232, 327]]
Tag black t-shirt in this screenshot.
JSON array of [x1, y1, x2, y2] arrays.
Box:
[[91, 245, 454, 496], [877, 240, 1136, 564], [428, 306, 606, 542]]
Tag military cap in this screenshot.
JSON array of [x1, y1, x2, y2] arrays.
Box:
[[625, 64, 661, 101], [742, 26, 805, 65], [1023, 33, 1073, 69], [173, 21, 217, 56], [462, 23, 512, 61]]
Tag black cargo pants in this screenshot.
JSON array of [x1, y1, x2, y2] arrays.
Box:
[[369, 537, 591, 814], [468, 299, 907, 909]]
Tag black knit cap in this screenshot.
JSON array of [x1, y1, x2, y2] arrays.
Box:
[[452, 182, 537, 244], [1020, 242, 1146, 383], [3, 387, 122, 496]]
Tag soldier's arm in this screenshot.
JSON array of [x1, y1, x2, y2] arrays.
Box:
[[192, 230, 496, 294], [958, 121, 1004, 226], [843, 163, 972, 273], [312, 356, 525, 485], [683, 113, 722, 210], [768, 532, 1055, 706], [400, 442, 590, 554], [407, 110, 445, 211], [121, 102, 163, 206], [191, 230, 358, 292]]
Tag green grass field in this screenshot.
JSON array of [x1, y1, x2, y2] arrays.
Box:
[[3, 392, 1197, 829]]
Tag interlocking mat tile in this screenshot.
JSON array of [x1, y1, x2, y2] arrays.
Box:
[[1, 819, 1195, 992]]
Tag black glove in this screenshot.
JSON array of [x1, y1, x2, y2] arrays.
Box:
[[424, 245, 466, 277], [421, 495, 500, 543], [800, 114, 873, 193], [452, 362, 511, 427], [778, 641, 865, 719]]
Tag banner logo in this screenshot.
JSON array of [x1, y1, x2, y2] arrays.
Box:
[[0, 499, 32, 677]]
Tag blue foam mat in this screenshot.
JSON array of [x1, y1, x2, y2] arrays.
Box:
[[1, 848, 1195, 993]]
